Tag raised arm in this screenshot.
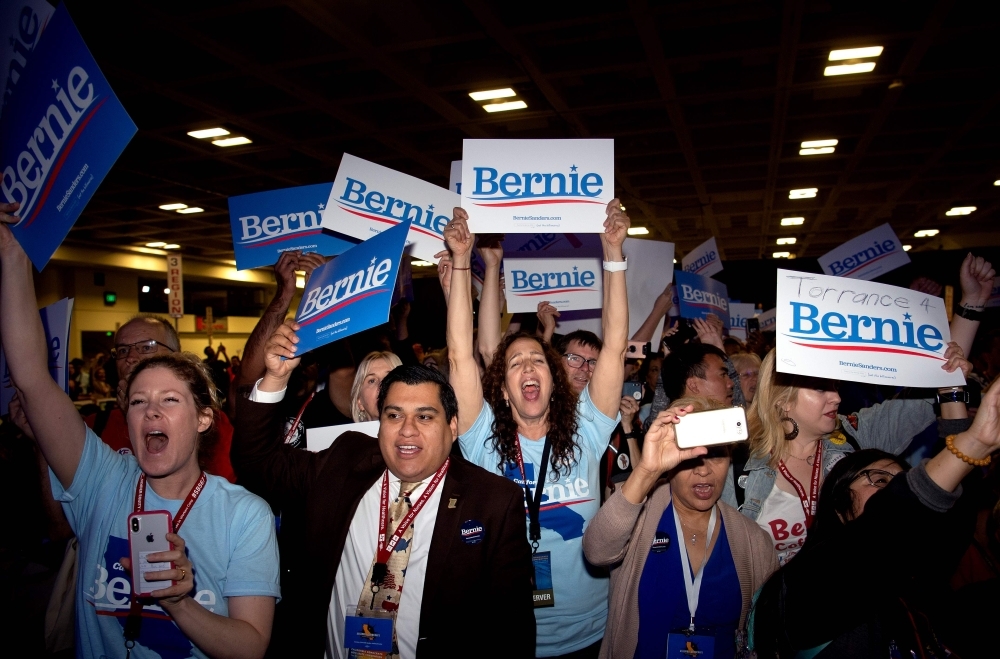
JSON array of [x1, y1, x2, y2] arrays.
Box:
[[631, 283, 673, 343], [0, 204, 85, 488], [476, 242, 505, 367], [950, 252, 994, 358], [587, 199, 630, 418], [444, 209, 485, 434]]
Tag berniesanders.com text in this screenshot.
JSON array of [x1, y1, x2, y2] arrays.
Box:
[[513, 215, 562, 221], [839, 360, 897, 373]]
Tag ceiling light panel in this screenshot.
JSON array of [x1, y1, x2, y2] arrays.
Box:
[[776, 237, 797, 245], [945, 206, 976, 216], [187, 127, 230, 139], [212, 136, 252, 147], [801, 139, 839, 148], [914, 229, 940, 237], [176, 207, 204, 214], [773, 252, 791, 259], [780, 217, 805, 226], [824, 62, 877, 76], [483, 100, 527, 113], [799, 147, 836, 155], [627, 227, 649, 235], [789, 188, 818, 199], [828, 46, 883, 61], [902, 245, 912, 251], [145, 241, 166, 248], [158, 203, 188, 210], [469, 88, 516, 101]]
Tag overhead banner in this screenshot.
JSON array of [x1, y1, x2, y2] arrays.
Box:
[[1, 4, 137, 270], [228, 182, 355, 271], [324, 154, 456, 263], [461, 139, 614, 234], [682, 236, 723, 278], [729, 302, 756, 340], [293, 220, 410, 354], [775, 269, 964, 387], [1, 296, 73, 415], [817, 223, 910, 281], [675, 270, 730, 328], [167, 254, 184, 319], [503, 255, 602, 313], [1, 0, 55, 121]]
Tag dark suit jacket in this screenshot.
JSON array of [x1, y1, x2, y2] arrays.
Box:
[[232, 396, 535, 658]]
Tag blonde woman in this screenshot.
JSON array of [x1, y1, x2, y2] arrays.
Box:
[[724, 347, 971, 566], [349, 350, 402, 421], [729, 352, 761, 403]]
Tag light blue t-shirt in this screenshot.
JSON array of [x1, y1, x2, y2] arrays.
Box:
[[52, 427, 280, 659], [460, 386, 619, 657]]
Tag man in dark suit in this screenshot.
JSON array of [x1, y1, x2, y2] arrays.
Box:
[[231, 320, 535, 658]]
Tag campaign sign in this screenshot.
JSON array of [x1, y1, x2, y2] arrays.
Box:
[[449, 159, 462, 194], [729, 302, 756, 340], [759, 307, 777, 332], [461, 139, 614, 234], [1, 5, 137, 270], [1, 296, 73, 414], [504, 232, 602, 253], [228, 182, 355, 271], [682, 236, 723, 278], [985, 277, 1000, 309], [323, 154, 456, 263], [293, 220, 410, 355], [503, 255, 602, 313], [1, 0, 55, 121], [775, 269, 965, 388], [675, 270, 730, 328], [817, 223, 910, 281]]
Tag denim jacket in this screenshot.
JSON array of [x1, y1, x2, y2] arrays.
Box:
[[721, 398, 940, 520]]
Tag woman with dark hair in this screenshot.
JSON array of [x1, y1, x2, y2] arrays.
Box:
[[750, 377, 1000, 658], [1, 203, 280, 659], [444, 202, 631, 658]]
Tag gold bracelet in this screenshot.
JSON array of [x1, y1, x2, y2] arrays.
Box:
[[945, 435, 992, 467]]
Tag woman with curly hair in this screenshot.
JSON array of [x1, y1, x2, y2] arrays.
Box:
[[444, 202, 631, 659]]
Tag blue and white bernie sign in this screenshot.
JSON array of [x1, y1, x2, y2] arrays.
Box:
[[293, 220, 410, 354], [1, 296, 73, 415], [324, 154, 455, 263], [817, 223, 910, 281], [228, 182, 355, 271], [775, 269, 964, 387], [503, 255, 602, 313], [461, 139, 614, 234], [675, 270, 730, 328], [729, 302, 756, 340], [682, 236, 723, 278], [0, 0, 54, 122], [1, 4, 136, 270]]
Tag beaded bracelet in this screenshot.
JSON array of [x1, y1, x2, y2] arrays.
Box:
[[945, 434, 992, 467]]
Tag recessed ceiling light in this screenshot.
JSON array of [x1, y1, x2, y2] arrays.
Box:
[[176, 207, 203, 214], [164, 288, 171, 294], [789, 188, 818, 199], [776, 237, 797, 245], [411, 260, 435, 267], [994, 180, 999, 186], [212, 136, 252, 147], [141, 285, 151, 293], [780, 217, 805, 226], [163, 244, 180, 249], [828, 46, 883, 61], [483, 100, 527, 113], [187, 127, 230, 139], [469, 88, 516, 101], [824, 62, 877, 76], [801, 139, 839, 148], [627, 227, 649, 236], [145, 241, 166, 248], [902, 245, 912, 251], [914, 229, 940, 238], [773, 251, 792, 258], [158, 203, 187, 211], [945, 206, 976, 216], [800, 147, 836, 156]]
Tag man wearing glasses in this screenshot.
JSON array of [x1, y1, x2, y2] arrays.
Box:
[[84, 315, 236, 481], [558, 330, 603, 395]]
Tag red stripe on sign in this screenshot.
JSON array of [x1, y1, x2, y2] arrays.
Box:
[[514, 288, 597, 296], [337, 206, 442, 240], [789, 341, 945, 360], [839, 251, 896, 277], [244, 229, 323, 248], [298, 288, 388, 326], [471, 198, 605, 208]]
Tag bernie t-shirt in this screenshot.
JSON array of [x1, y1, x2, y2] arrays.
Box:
[[460, 386, 618, 657], [52, 427, 281, 659]]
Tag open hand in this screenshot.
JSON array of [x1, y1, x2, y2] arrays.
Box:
[[693, 315, 724, 349]]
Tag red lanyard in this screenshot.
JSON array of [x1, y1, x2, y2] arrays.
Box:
[[133, 471, 207, 533], [375, 459, 449, 566], [776, 442, 823, 528]]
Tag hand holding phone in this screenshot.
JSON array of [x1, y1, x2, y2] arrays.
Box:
[[674, 407, 749, 449], [128, 511, 174, 596]]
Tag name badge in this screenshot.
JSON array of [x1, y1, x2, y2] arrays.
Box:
[[666, 633, 715, 659], [345, 615, 393, 656], [531, 551, 555, 608]]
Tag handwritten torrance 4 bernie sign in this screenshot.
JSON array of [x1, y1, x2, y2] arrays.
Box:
[[503, 255, 602, 313], [817, 223, 910, 281], [775, 269, 965, 388], [461, 139, 614, 233]]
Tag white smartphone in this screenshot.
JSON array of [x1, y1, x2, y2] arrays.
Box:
[[128, 511, 174, 596], [674, 407, 749, 449]]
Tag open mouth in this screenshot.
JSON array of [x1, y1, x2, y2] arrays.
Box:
[[145, 430, 169, 454], [692, 483, 714, 500], [521, 379, 541, 402], [396, 444, 421, 457], [824, 411, 838, 419]]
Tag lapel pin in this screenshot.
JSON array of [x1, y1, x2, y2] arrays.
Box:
[[448, 497, 458, 509]]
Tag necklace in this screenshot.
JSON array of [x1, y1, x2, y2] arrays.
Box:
[[679, 520, 708, 545], [787, 453, 815, 465]]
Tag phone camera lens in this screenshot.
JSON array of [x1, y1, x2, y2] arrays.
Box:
[[131, 518, 140, 533], [736, 421, 742, 426]]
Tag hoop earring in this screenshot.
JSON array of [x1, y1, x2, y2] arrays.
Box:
[[781, 417, 799, 441]]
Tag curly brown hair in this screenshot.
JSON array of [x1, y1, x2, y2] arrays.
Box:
[[481, 332, 580, 479]]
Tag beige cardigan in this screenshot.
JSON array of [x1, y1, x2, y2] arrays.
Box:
[[583, 484, 778, 659]]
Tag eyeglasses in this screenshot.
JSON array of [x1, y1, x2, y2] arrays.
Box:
[[854, 468, 897, 488], [741, 370, 759, 379], [563, 353, 597, 370], [113, 339, 175, 360]]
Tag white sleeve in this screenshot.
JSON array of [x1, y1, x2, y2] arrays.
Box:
[[249, 378, 286, 403]]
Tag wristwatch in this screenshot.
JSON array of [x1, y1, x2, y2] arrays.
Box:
[[954, 305, 984, 321], [936, 388, 970, 404]]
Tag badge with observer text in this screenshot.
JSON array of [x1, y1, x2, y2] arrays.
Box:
[[531, 551, 555, 608]]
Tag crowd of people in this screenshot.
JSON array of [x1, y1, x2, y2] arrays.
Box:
[[2, 197, 999, 659]]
